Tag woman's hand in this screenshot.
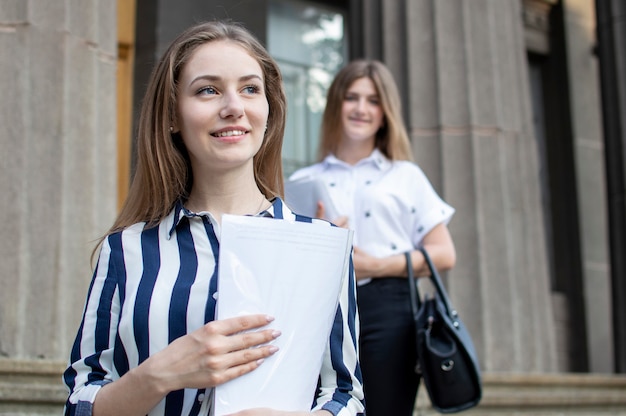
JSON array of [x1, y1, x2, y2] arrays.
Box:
[[93, 314, 280, 416], [145, 314, 281, 392], [351, 222, 456, 280], [315, 201, 348, 228], [351, 246, 387, 280], [227, 409, 332, 415]]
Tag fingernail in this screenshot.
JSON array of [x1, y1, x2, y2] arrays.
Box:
[[268, 345, 279, 353], [266, 315, 275, 322], [271, 330, 281, 338], [256, 358, 265, 365]]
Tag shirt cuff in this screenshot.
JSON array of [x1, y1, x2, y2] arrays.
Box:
[[69, 380, 112, 416]]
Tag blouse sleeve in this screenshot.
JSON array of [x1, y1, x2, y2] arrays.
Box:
[[409, 164, 455, 246], [63, 234, 122, 416], [312, 251, 365, 415]]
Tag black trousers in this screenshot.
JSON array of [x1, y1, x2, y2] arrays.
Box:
[[357, 278, 420, 416]]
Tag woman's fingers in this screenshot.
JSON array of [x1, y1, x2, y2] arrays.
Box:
[[210, 314, 275, 336], [198, 315, 280, 356], [315, 201, 326, 219], [194, 315, 281, 385], [155, 314, 281, 390], [226, 343, 279, 374], [231, 328, 281, 352], [201, 342, 280, 386], [332, 215, 349, 228], [316, 200, 349, 228], [126, 315, 283, 392]]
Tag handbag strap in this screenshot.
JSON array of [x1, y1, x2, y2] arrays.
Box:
[[406, 252, 420, 317], [418, 247, 458, 320]]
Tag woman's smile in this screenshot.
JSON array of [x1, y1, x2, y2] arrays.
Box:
[[211, 127, 250, 142]]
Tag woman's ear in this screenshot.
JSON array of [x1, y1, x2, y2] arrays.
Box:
[[169, 112, 180, 134]]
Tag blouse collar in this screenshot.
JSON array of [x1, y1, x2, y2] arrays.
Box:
[[323, 148, 390, 171], [166, 198, 278, 239]]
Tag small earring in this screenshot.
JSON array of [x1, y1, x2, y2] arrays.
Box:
[[169, 126, 174, 133]]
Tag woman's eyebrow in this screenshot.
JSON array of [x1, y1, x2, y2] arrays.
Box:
[[189, 74, 263, 85]]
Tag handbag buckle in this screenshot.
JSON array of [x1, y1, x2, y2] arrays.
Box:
[[441, 359, 454, 372]]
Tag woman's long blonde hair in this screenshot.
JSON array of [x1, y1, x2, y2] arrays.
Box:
[[107, 21, 286, 238], [318, 59, 412, 162]]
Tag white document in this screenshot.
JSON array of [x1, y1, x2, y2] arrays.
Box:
[[284, 176, 340, 220], [214, 214, 354, 415]]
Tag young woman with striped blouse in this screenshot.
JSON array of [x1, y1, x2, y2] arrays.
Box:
[[63, 21, 364, 416]]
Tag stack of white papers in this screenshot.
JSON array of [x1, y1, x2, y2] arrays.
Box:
[[214, 214, 353, 415], [284, 176, 340, 220]]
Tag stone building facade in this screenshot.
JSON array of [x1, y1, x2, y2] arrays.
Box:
[[1, 0, 625, 414]]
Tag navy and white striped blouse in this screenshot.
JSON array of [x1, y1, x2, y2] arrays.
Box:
[[63, 197, 365, 416]]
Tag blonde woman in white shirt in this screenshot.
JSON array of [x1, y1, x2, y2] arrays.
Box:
[[289, 60, 456, 416]]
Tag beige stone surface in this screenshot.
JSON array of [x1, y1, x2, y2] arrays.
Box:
[[563, 0, 613, 374], [3, 364, 626, 415], [0, 0, 118, 363], [415, 372, 626, 415]]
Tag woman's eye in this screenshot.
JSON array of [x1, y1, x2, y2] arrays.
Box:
[[344, 95, 357, 102], [197, 86, 217, 95], [242, 85, 261, 94]]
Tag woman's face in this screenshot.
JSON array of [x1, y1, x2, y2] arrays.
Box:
[[175, 40, 269, 174], [340, 76, 384, 146]]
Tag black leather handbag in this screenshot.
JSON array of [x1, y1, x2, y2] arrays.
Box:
[[406, 248, 482, 413]]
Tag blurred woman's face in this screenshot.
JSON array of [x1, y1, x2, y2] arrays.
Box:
[[340, 77, 384, 146]]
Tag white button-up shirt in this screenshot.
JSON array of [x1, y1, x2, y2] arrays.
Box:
[[290, 149, 455, 284]]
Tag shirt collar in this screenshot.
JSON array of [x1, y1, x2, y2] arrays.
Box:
[[323, 148, 390, 170], [166, 198, 278, 239], [166, 200, 190, 239]]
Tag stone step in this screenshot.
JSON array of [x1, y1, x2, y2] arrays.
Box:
[[415, 372, 626, 415], [0, 359, 66, 415], [2, 360, 626, 415]]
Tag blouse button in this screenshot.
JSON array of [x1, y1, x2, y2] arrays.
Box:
[[391, 243, 397, 250], [365, 211, 371, 218], [198, 393, 205, 402]]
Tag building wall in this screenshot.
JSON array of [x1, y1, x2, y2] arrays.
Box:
[[0, 0, 623, 413], [0, 0, 118, 378], [353, 0, 562, 372], [0, 0, 118, 410], [563, 0, 613, 373]]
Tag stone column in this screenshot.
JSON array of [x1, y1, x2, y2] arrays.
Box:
[[564, 0, 613, 373], [596, 0, 626, 374], [0, 0, 117, 411], [357, 0, 559, 372]]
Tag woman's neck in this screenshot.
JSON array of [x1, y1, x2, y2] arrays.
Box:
[[185, 167, 268, 223], [335, 140, 375, 166]]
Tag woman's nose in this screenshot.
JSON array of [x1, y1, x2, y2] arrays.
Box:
[[219, 92, 244, 118], [355, 98, 367, 113]]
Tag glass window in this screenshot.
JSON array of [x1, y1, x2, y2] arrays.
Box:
[[268, 0, 347, 176]]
